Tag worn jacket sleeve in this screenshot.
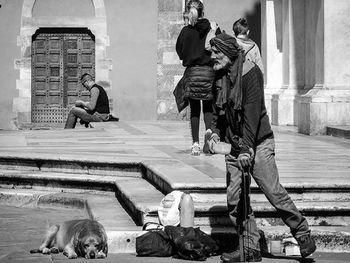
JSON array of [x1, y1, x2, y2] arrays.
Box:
[[210, 75, 224, 137], [211, 104, 221, 137], [240, 71, 262, 155]]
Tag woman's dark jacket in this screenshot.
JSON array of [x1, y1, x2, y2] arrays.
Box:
[[176, 18, 215, 100]]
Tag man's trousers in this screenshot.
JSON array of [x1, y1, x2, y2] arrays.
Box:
[[225, 138, 310, 250]]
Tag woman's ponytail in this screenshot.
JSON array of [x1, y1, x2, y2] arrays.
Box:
[[188, 7, 198, 26], [186, 0, 204, 26]]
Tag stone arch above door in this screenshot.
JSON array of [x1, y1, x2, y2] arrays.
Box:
[[14, 0, 112, 128]]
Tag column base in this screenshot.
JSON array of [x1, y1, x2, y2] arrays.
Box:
[[298, 88, 350, 135], [264, 85, 281, 119], [270, 86, 302, 126]]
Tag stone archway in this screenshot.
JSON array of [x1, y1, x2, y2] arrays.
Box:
[[14, 0, 112, 128]]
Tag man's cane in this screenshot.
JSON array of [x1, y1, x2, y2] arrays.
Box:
[[238, 167, 251, 262]]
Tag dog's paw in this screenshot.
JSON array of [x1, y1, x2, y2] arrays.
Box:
[[68, 252, 78, 259], [50, 247, 59, 254], [30, 248, 40, 254], [42, 248, 51, 254], [63, 250, 76, 258], [97, 251, 106, 259]]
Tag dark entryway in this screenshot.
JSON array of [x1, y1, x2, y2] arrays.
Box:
[[31, 28, 95, 126]]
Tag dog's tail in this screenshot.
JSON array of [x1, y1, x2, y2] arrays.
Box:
[[30, 248, 41, 254]]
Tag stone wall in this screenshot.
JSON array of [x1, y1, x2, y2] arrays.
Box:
[[0, 0, 23, 130], [298, 0, 350, 135], [156, 0, 187, 120], [104, 0, 158, 121]]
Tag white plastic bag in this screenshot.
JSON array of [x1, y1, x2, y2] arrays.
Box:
[[158, 190, 184, 226]]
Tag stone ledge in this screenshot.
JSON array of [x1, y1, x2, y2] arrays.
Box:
[[327, 126, 350, 140], [2, 184, 350, 252], [0, 188, 141, 253]]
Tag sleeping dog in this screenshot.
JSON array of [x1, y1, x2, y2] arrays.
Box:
[[30, 219, 108, 259]]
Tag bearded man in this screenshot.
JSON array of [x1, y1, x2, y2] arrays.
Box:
[[209, 33, 316, 262]]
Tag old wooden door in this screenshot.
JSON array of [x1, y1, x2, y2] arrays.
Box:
[[31, 30, 95, 126]]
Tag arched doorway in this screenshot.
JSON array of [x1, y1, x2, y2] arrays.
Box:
[[14, 0, 110, 128], [31, 28, 95, 126]]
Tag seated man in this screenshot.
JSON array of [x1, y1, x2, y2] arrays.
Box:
[[64, 73, 110, 129]]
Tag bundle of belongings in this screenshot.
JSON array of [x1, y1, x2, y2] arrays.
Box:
[[136, 225, 219, 261], [136, 190, 219, 261]]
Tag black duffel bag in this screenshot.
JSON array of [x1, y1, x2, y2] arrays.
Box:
[[136, 230, 174, 257], [164, 226, 219, 261]]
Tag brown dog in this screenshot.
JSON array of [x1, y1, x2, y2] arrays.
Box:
[[30, 219, 108, 259]]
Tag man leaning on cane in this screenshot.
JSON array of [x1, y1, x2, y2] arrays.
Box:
[[208, 33, 316, 262]]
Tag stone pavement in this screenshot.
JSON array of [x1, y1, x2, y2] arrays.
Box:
[[1, 120, 349, 188], [0, 120, 350, 262]]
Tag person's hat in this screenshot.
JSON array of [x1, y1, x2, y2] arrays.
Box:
[[210, 32, 242, 61]]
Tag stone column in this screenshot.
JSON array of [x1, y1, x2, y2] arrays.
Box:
[[156, 0, 186, 120], [271, 0, 305, 126], [261, 0, 283, 118], [299, 0, 350, 135]]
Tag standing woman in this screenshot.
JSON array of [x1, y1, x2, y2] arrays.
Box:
[[176, 0, 216, 155]]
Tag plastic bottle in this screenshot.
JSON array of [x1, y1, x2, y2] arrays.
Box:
[[179, 193, 195, 227]]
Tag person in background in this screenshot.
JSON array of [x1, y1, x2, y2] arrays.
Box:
[[176, 0, 216, 155], [64, 73, 110, 129], [183, 11, 189, 26], [209, 33, 316, 262], [233, 18, 264, 74]]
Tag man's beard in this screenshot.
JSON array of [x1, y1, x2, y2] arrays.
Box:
[[213, 56, 231, 71]]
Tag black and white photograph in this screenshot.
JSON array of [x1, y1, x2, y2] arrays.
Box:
[[0, 0, 349, 262]]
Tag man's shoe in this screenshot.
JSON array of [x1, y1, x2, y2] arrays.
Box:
[[220, 248, 262, 262], [202, 129, 212, 154], [296, 233, 316, 258]]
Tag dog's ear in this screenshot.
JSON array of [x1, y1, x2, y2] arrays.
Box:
[[76, 240, 85, 257], [102, 241, 108, 256], [73, 232, 85, 257], [100, 228, 108, 255]]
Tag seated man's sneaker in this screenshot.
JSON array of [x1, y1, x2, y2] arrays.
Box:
[[220, 248, 262, 262], [296, 233, 316, 258], [191, 142, 200, 156], [202, 129, 212, 154], [79, 119, 90, 128]]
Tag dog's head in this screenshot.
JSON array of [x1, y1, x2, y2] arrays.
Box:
[[78, 235, 105, 259], [74, 221, 108, 259]]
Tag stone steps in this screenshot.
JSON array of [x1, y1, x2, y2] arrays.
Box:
[[2, 188, 350, 253], [117, 178, 350, 227], [1, 160, 350, 227], [1, 157, 350, 252], [327, 126, 350, 140], [142, 159, 350, 193], [0, 156, 142, 177]]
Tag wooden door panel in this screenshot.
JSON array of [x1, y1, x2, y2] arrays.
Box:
[[32, 31, 95, 125], [64, 36, 79, 108], [33, 93, 47, 105]]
